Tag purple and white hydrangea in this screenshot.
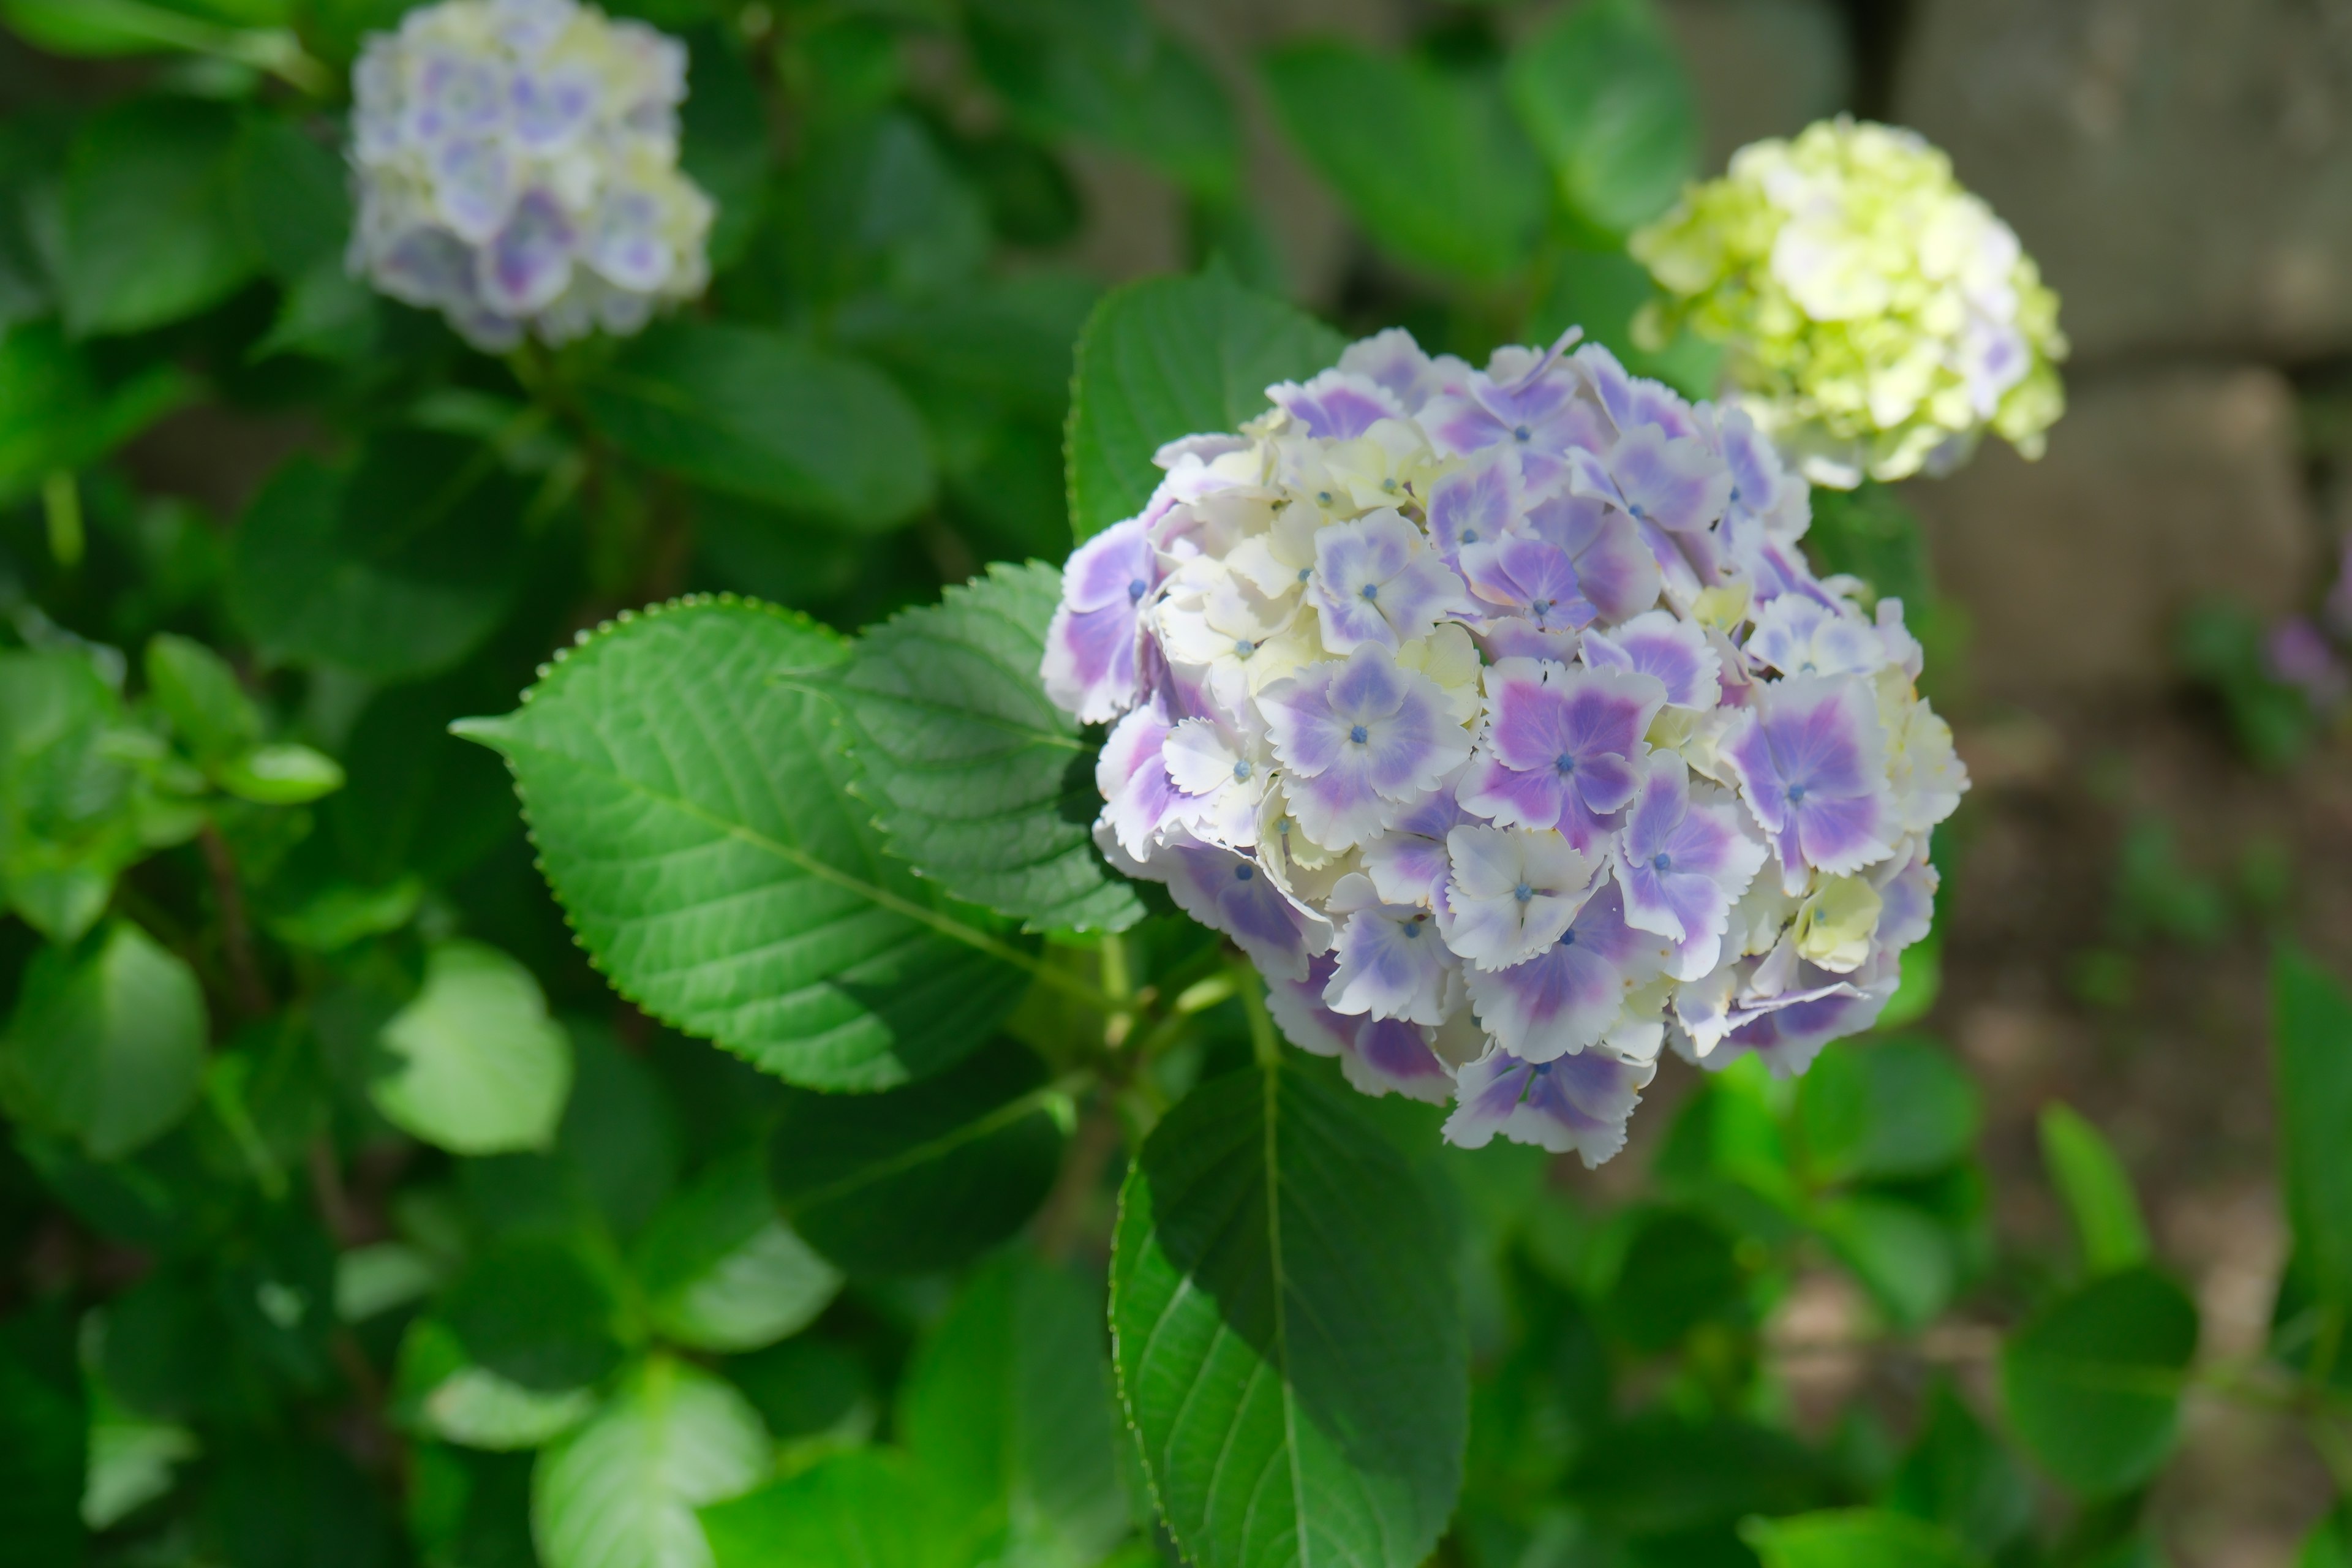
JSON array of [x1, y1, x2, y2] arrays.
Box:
[[347, 0, 713, 350], [1042, 326, 1968, 1161]]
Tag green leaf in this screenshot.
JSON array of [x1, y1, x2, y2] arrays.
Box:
[[768, 1036, 1066, 1276], [2301, 1510, 2352, 1568], [0, 651, 153, 943], [839, 560, 1142, 934], [0, 322, 192, 505], [1804, 481, 1935, 614], [1504, 0, 1699, 236], [228, 432, 530, 680], [1812, 1194, 1954, 1330], [1, 922, 206, 1159], [1885, 1382, 2032, 1560], [60, 96, 260, 336], [0, 1308, 86, 1564], [1262, 42, 1547, 282], [701, 1449, 948, 1568], [2274, 948, 2352, 1314], [444, 1237, 628, 1396], [2038, 1103, 2152, 1277], [967, 0, 1238, 198], [216, 743, 345, 805], [396, 1318, 600, 1452], [2000, 1265, 2198, 1496], [143, 633, 262, 764], [1598, 1205, 1746, 1351], [452, 597, 1030, 1092], [532, 1357, 770, 1568], [1796, 1037, 1981, 1184], [579, 323, 936, 532], [1743, 1509, 1977, 1568], [1525, 243, 1721, 401], [1066, 270, 1343, 542], [631, 1150, 842, 1354], [83, 1387, 198, 1530], [232, 116, 349, 282], [1110, 1060, 1466, 1568], [900, 1253, 1128, 1564], [371, 941, 574, 1156]]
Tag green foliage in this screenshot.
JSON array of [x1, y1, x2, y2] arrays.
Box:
[[837, 559, 1142, 934], [1506, 0, 1699, 237], [1065, 269, 1344, 541], [1797, 1036, 1981, 1184], [2274, 948, 2352, 1321], [767, 1036, 1066, 1276], [2, 921, 205, 1159], [454, 598, 1030, 1091], [1744, 1509, 1977, 1568], [2038, 1103, 2153, 1276], [61, 96, 260, 337], [2175, 599, 2315, 768], [371, 941, 575, 1156], [1264, 40, 1548, 282], [630, 1150, 841, 1353], [701, 1449, 945, 1568], [530, 1357, 770, 1568], [2000, 1266, 2199, 1495], [1112, 1060, 1467, 1567]]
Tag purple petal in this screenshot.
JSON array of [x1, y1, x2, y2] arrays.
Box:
[[1042, 600, 1140, 725], [1269, 368, 1406, 439], [1463, 884, 1670, 1061], [1580, 611, 1719, 708], [1063, 517, 1156, 614], [1157, 837, 1331, 981], [1608, 425, 1733, 534], [1346, 1018, 1455, 1103], [1425, 454, 1524, 563], [1325, 904, 1453, 1025], [1443, 1047, 1652, 1165]]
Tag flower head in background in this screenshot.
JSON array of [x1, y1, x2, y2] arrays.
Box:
[[1630, 116, 2067, 488], [1044, 323, 1967, 1163], [347, 0, 714, 350]]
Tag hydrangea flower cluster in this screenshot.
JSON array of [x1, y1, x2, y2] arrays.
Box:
[[347, 0, 714, 350], [1629, 117, 2066, 489], [1045, 328, 1966, 1164]]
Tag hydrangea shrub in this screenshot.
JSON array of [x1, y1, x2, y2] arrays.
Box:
[[1044, 326, 1965, 1163], [1630, 117, 2068, 488], [348, 0, 714, 349]]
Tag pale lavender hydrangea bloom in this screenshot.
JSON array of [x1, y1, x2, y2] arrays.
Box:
[[347, 0, 713, 349], [1040, 322, 1966, 1163]]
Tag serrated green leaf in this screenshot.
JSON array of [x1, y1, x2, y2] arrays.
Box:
[[2000, 1265, 2197, 1496], [453, 597, 1030, 1092], [228, 432, 530, 680], [1505, 0, 1698, 236], [1, 921, 206, 1160], [1066, 270, 1343, 542], [59, 96, 259, 336], [2274, 948, 2352, 1316], [839, 560, 1142, 934], [2038, 1102, 2151, 1277], [900, 1253, 1129, 1565], [371, 941, 574, 1156], [1743, 1508, 1976, 1568], [532, 1357, 770, 1568], [1262, 42, 1547, 282], [579, 323, 936, 532], [701, 1449, 950, 1568], [1110, 1060, 1466, 1568], [631, 1150, 841, 1354], [768, 1036, 1065, 1276]]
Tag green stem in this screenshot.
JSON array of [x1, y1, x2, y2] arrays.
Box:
[[1238, 959, 1279, 1071], [42, 470, 81, 570]]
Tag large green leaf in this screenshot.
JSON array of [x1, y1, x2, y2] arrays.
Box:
[[0, 652, 156, 944], [59, 95, 260, 336], [630, 1150, 841, 1354], [532, 1357, 770, 1568], [1, 922, 206, 1160], [767, 1036, 1066, 1276], [701, 1449, 949, 1568], [2000, 1266, 2198, 1496], [1262, 42, 1547, 282], [394, 1318, 598, 1453], [1796, 1037, 1980, 1184], [578, 323, 936, 532], [1743, 1509, 1976, 1568], [2037, 1102, 2152, 1278], [1065, 271, 1343, 542], [2274, 949, 2352, 1315], [1504, 0, 1698, 237], [0, 322, 190, 505], [967, 0, 1238, 198], [453, 597, 1031, 1092], [443, 1237, 628, 1396], [1110, 1060, 1466, 1568], [228, 432, 530, 680], [839, 560, 1141, 934], [1885, 1382, 2032, 1560], [900, 1254, 1128, 1565], [371, 941, 575, 1157]]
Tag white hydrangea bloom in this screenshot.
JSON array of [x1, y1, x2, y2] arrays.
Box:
[[1630, 117, 2067, 488], [347, 0, 714, 350], [1043, 327, 1969, 1164]]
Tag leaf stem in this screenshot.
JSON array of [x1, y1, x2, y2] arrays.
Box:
[[1239, 959, 1280, 1070], [198, 821, 272, 1019], [42, 470, 81, 569]]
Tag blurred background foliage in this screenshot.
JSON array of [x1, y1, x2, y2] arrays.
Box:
[[0, 1, 2348, 1566]]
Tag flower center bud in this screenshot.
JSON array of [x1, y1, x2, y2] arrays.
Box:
[[1787, 783, 1807, 803], [1349, 725, 1370, 744], [1513, 883, 1533, 903], [1233, 863, 1254, 882], [1652, 852, 1672, 872], [1128, 578, 1147, 601], [1554, 753, 1576, 775], [1231, 760, 1251, 781], [1360, 582, 1379, 602], [1512, 424, 1531, 442]]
